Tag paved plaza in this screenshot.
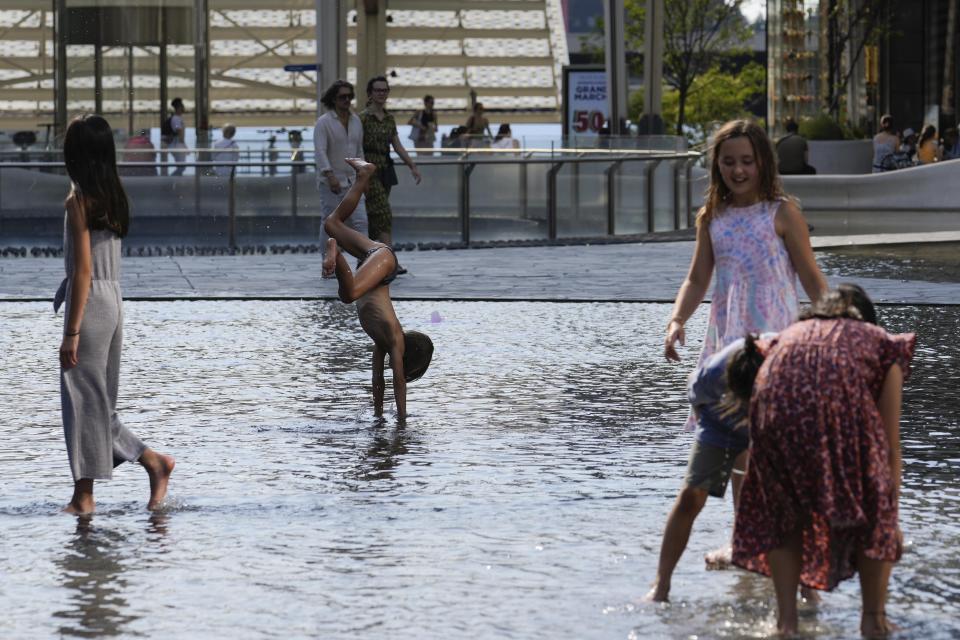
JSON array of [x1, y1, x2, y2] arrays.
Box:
[[2, 233, 960, 305]]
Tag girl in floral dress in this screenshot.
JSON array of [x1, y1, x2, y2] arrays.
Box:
[[728, 285, 914, 638], [649, 120, 827, 600]]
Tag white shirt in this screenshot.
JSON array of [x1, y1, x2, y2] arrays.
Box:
[[313, 109, 365, 188], [212, 138, 240, 177]]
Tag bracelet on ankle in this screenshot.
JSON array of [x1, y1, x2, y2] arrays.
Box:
[[64, 330, 79, 337]]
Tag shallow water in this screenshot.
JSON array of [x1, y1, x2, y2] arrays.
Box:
[[1, 301, 957, 639], [818, 243, 960, 284]]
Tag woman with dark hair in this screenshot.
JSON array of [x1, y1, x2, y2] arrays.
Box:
[[872, 114, 900, 172], [360, 75, 421, 274], [55, 114, 175, 514], [916, 124, 939, 164], [727, 284, 913, 637], [322, 158, 433, 420]]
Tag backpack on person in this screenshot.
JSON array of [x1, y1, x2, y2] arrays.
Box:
[[160, 115, 175, 140]]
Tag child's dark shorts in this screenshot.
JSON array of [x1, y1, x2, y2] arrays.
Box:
[[683, 440, 747, 498]]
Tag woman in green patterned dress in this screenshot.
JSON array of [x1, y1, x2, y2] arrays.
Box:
[[361, 76, 422, 274]]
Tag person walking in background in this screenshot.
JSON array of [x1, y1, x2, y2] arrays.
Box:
[[491, 123, 520, 150], [775, 118, 816, 175], [407, 94, 438, 151], [360, 76, 422, 275], [872, 114, 900, 173], [941, 127, 960, 160], [314, 79, 367, 261], [916, 124, 939, 164], [464, 102, 493, 147], [728, 285, 914, 638], [289, 129, 306, 174], [657, 119, 827, 576], [55, 114, 175, 514], [121, 129, 156, 176], [161, 97, 187, 176], [212, 123, 240, 178]]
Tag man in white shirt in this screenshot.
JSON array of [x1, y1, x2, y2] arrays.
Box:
[[314, 80, 367, 258], [213, 124, 240, 178]]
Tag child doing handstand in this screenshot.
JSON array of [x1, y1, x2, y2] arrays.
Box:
[[322, 158, 433, 421]]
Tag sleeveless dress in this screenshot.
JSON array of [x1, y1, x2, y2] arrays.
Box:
[[732, 319, 915, 590], [55, 215, 145, 481], [686, 199, 799, 431]]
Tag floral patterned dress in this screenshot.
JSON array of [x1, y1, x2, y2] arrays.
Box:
[[685, 199, 800, 430], [360, 108, 397, 240], [732, 318, 915, 590]]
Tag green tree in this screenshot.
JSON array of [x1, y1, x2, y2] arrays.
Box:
[[584, 0, 752, 136], [629, 61, 765, 144]]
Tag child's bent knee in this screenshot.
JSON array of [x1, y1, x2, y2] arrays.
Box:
[[676, 487, 708, 513]]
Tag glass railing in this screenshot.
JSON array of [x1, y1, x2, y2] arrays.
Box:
[[0, 148, 701, 249]]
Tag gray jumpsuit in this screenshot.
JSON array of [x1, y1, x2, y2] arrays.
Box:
[[56, 216, 145, 481]]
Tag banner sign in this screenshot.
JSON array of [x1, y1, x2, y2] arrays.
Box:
[[562, 66, 608, 137]]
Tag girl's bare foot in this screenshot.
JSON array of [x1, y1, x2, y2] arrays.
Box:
[[64, 479, 94, 514], [861, 612, 899, 638], [643, 582, 670, 603], [63, 498, 94, 515], [142, 451, 176, 510], [322, 238, 338, 278], [704, 544, 733, 569], [345, 157, 377, 181]]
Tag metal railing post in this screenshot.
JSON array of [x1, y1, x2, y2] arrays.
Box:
[[685, 157, 698, 228], [228, 170, 236, 249], [604, 159, 623, 236], [459, 162, 475, 245], [520, 154, 529, 219], [546, 162, 564, 240], [644, 159, 663, 233], [290, 166, 298, 218]]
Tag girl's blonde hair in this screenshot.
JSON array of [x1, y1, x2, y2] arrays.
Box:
[[697, 119, 785, 227]]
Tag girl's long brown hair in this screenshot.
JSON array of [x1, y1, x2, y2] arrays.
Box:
[[63, 114, 130, 237], [697, 119, 785, 228]]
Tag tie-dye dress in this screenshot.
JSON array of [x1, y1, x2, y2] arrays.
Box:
[[686, 199, 799, 431]]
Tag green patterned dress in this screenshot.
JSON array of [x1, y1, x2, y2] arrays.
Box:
[[360, 108, 397, 240]]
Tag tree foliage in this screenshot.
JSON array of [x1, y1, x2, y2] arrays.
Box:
[[629, 61, 765, 144], [822, 0, 894, 117], [583, 0, 753, 135]]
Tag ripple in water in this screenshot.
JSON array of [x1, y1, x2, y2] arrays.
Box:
[[0, 301, 957, 638]]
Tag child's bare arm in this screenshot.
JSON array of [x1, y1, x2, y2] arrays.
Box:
[[372, 346, 386, 417], [878, 363, 904, 501], [389, 345, 407, 422]]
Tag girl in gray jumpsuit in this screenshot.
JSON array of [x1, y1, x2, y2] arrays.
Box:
[[57, 114, 175, 514]]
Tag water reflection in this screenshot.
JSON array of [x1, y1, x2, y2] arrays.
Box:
[[357, 425, 411, 482], [1, 301, 957, 639], [54, 517, 137, 638]]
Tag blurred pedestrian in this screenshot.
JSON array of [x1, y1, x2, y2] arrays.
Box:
[[776, 119, 816, 175], [121, 129, 156, 176], [407, 94, 438, 151], [161, 97, 187, 176], [212, 124, 240, 178], [464, 102, 493, 147], [314, 79, 367, 261], [942, 127, 960, 160], [872, 114, 900, 173], [360, 75, 422, 275], [491, 123, 520, 150], [916, 124, 939, 164], [289, 129, 306, 174]]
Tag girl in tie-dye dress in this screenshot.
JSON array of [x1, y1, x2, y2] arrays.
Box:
[[647, 120, 827, 602]]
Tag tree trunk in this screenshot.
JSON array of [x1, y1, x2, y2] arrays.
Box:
[[676, 87, 687, 136]]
